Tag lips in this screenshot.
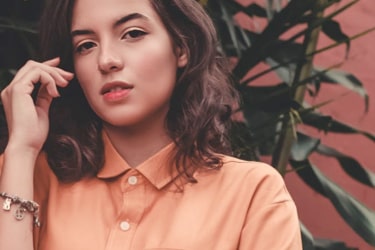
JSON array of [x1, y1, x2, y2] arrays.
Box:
[[100, 81, 134, 102], [100, 81, 133, 95]]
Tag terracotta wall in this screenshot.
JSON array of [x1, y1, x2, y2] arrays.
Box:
[[236, 1, 375, 249]]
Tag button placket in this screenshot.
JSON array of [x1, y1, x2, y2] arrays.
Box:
[[128, 176, 138, 185], [119, 221, 131, 231]]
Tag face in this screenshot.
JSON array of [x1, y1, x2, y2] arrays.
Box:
[[71, 0, 187, 129]]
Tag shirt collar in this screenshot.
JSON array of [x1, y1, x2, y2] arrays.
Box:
[[97, 131, 182, 190]]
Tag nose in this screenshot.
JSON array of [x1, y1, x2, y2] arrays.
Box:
[[97, 44, 124, 73]]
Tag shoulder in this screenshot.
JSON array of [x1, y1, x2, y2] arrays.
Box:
[[195, 155, 292, 203], [219, 155, 285, 188], [220, 155, 280, 177]]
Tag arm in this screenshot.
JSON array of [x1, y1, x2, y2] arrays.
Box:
[[239, 167, 302, 250], [0, 58, 73, 250]]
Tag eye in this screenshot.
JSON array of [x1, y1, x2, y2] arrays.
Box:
[[122, 29, 147, 40], [75, 41, 96, 54]]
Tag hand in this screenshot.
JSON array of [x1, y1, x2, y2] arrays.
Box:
[[0, 57, 74, 154]]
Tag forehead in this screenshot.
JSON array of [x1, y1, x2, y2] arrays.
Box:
[[71, 0, 158, 29]]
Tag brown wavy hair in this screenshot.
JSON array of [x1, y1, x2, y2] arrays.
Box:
[[39, 0, 239, 182]]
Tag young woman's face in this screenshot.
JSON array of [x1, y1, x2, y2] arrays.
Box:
[[71, 0, 187, 128]]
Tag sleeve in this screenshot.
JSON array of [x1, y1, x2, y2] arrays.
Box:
[[239, 165, 302, 250], [0, 154, 4, 175]]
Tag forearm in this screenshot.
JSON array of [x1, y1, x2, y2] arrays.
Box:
[[0, 145, 38, 250]]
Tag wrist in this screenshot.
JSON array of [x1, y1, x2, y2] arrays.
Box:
[[4, 143, 40, 163], [5, 138, 41, 155]]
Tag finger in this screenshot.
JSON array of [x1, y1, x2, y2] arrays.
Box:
[[42, 68, 71, 88], [43, 57, 61, 67], [43, 58, 74, 79], [35, 84, 53, 113], [13, 59, 73, 83], [12, 60, 51, 83], [15, 68, 60, 97], [51, 68, 74, 82]]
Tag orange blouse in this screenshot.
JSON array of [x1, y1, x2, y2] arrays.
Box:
[[1, 133, 302, 250]]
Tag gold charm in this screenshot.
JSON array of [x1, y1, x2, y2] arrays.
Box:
[[2, 198, 11, 211], [14, 206, 26, 220]]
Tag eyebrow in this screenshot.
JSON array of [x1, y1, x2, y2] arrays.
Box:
[[71, 13, 149, 38]]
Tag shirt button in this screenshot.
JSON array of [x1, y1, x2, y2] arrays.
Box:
[[120, 221, 130, 231], [128, 176, 138, 185]]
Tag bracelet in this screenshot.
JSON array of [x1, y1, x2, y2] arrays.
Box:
[[0, 192, 40, 227]]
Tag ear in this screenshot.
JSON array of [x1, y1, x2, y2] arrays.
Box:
[[176, 47, 188, 68]]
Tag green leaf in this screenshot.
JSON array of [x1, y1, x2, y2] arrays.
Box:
[[0, 69, 16, 90], [300, 223, 315, 250], [244, 3, 267, 18], [290, 132, 320, 161], [290, 159, 375, 246], [316, 144, 375, 188], [321, 19, 350, 53], [240, 83, 294, 113], [0, 17, 37, 34], [301, 112, 375, 142], [314, 238, 358, 250], [291, 132, 375, 187], [313, 67, 369, 112], [216, 0, 242, 57], [214, 0, 267, 18], [229, 122, 259, 161], [232, 0, 315, 78]]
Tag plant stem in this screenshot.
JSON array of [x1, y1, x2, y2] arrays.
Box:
[[271, 0, 325, 176]]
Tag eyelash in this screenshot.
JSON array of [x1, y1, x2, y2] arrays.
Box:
[[75, 42, 96, 54], [122, 29, 147, 39], [75, 29, 147, 54]]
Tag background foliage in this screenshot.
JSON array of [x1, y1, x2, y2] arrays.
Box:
[[201, 0, 375, 249], [0, 0, 374, 249]]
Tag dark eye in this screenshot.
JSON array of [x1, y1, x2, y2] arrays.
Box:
[[76, 42, 96, 54], [123, 30, 147, 40]]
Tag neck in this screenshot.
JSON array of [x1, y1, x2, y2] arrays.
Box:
[[103, 122, 172, 167]]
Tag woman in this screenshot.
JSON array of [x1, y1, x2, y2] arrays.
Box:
[[0, 0, 302, 249]]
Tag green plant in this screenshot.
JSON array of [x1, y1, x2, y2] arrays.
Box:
[[200, 0, 375, 248]]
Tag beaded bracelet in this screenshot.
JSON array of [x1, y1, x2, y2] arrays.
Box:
[[0, 192, 40, 227]]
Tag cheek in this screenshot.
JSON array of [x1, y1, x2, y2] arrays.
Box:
[[134, 44, 178, 82], [137, 55, 177, 98], [73, 60, 94, 95]]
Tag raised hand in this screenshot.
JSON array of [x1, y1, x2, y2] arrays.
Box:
[[0, 57, 73, 154]]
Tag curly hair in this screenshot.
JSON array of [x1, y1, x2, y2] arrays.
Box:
[[39, 0, 239, 182]]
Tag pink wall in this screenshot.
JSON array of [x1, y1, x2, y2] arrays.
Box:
[[236, 0, 375, 249], [287, 1, 375, 249]]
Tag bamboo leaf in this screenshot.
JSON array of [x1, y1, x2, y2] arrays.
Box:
[[218, 0, 242, 57], [316, 144, 375, 187], [290, 132, 320, 161], [301, 112, 375, 142], [292, 132, 375, 187], [0, 17, 37, 34], [219, 0, 268, 18], [240, 83, 294, 113], [313, 67, 369, 111], [290, 159, 375, 246], [233, 0, 316, 79], [321, 19, 350, 54], [314, 238, 358, 250], [300, 223, 315, 250], [0, 69, 16, 90], [230, 121, 259, 161]]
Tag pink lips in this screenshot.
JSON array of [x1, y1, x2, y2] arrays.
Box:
[[101, 81, 133, 102]]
